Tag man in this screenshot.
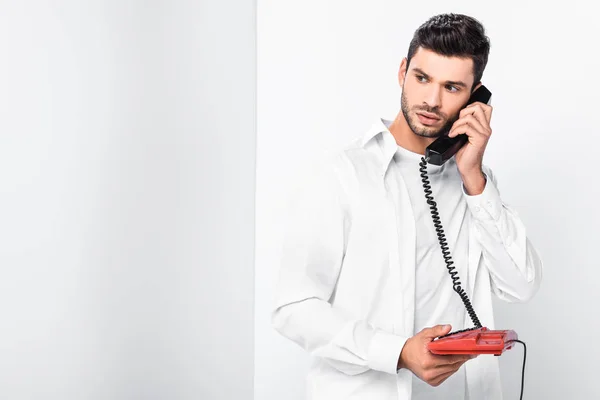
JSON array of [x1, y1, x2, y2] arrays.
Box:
[[272, 13, 543, 400]]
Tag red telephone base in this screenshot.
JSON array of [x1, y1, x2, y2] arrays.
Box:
[[427, 327, 518, 356]]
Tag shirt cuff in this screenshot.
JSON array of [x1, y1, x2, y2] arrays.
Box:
[[462, 172, 503, 221], [367, 329, 409, 375]]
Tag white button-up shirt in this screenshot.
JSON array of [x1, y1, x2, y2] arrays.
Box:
[[272, 117, 543, 400]]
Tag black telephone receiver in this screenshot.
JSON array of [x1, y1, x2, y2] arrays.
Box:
[[424, 84, 492, 166]]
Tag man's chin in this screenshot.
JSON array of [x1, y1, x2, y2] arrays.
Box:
[[409, 118, 445, 138], [413, 129, 443, 138]]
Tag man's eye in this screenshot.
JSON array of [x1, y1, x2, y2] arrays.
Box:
[[416, 75, 427, 82], [446, 85, 459, 92]]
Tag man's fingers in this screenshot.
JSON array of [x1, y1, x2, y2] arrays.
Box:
[[429, 368, 459, 387], [462, 102, 492, 124], [422, 324, 452, 339], [449, 114, 488, 138], [421, 362, 463, 387], [430, 353, 472, 366]]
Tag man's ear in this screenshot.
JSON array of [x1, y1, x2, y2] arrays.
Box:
[[398, 57, 408, 87], [472, 81, 482, 93]]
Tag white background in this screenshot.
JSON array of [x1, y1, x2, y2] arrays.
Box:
[[0, 1, 255, 399], [1, 1, 598, 399], [256, 1, 599, 399]]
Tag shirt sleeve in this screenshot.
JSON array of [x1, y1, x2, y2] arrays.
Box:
[[271, 155, 408, 376], [462, 166, 543, 302]]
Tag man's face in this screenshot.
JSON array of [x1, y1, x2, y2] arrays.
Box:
[[399, 47, 477, 138]]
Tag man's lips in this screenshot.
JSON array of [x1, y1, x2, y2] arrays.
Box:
[[416, 112, 441, 126]]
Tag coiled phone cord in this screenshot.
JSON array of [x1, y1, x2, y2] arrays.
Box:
[[419, 156, 482, 331], [420, 156, 527, 400]]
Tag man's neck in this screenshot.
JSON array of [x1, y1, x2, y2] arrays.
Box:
[[388, 111, 435, 155]]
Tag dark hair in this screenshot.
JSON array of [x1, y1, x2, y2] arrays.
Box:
[[406, 13, 490, 89]]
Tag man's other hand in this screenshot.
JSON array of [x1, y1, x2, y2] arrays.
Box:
[[397, 324, 477, 387]]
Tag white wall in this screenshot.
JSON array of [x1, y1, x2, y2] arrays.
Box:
[[256, 1, 599, 399], [0, 1, 255, 399]]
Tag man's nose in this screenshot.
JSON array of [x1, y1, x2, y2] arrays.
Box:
[[424, 86, 442, 109]]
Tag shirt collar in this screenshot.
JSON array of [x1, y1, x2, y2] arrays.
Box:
[[359, 117, 401, 175]]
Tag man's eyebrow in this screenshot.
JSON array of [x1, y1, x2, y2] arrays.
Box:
[[445, 79, 468, 88], [412, 67, 468, 88], [412, 68, 430, 78]]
